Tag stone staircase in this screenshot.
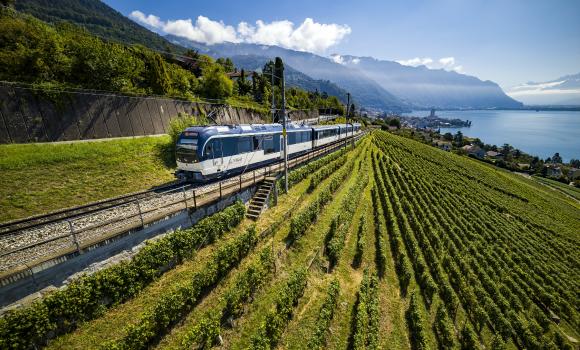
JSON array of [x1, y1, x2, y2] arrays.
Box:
[[246, 177, 276, 220]]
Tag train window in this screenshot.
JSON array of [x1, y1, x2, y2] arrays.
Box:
[[221, 138, 237, 157], [288, 132, 299, 145], [237, 137, 252, 153], [263, 135, 275, 154]]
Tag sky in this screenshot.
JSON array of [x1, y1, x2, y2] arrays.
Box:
[[104, 0, 580, 91]]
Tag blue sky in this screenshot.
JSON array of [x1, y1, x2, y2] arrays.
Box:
[[104, 0, 580, 89]]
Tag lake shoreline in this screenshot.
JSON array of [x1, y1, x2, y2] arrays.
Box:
[[402, 109, 580, 161]]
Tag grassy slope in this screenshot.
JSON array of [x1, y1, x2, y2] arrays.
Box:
[[44, 140, 364, 349], [532, 175, 580, 202], [29, 133, 580, 349], [0, 136, 174, 222]]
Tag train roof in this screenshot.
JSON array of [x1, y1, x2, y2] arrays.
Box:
[[183, 123, 312, 139], [182, 122, 361, 139]]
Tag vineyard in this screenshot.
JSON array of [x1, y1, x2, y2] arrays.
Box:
[[1, 131, 578, 349]]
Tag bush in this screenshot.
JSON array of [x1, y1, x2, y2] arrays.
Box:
[[250, 269, 308, 349], [407, 292, 430, 350], [168, 113, 209, 146], [111, 225, 258, 349], [308, 279, 340, 348], [352, 270, 379, 350], [287, 157, 354, 243], [0, 202, 245, 350], [182, 247, 274, 349]]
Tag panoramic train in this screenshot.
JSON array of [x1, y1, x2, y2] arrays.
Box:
[[175, 122, 361, 182]]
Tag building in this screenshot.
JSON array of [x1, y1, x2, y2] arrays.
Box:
[[568, 168, 580, 180], [485, 150, 503, 159], [226, 70, 256, 81], [462, 145, 485, 159], [433, 140, 452, 151], [545, 164, 563, 178]]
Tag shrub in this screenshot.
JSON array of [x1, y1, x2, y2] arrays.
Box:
[[308, 279, 340, 348], [0, 202, 245, 350], [249, 269, 308, 349]]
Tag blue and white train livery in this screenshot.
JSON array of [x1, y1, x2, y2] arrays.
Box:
[[175, 122, 361, 182]]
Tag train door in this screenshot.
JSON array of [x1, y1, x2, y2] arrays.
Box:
[[280, 133, 285, 160], [211, 139, 223, 175]]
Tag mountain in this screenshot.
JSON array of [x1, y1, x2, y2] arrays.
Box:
[[336, 55, 523, 109], [223, 55, 350, 104], [507, 73, 580, 106], [166, 36, 408, 112], [16, 0, 523, 111], [14, 0, 184, 53]]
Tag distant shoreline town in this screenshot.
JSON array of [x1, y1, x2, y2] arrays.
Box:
[[370, 113, 580, 188]]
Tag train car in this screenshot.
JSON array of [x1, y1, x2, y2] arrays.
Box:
[[175, 123, 312, 182], [175, 122, 362, 182], [312, 125, 341, 147]]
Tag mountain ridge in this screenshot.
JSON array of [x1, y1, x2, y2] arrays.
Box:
[[166, 36, 409, 112], [508, 72, 580, 105], [336, 54, 523, 109]]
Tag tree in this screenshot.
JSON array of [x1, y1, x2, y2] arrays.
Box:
[[199, 64, 233, 99], [237, 69, 251, 96], [502, 143, 513, 155], [216, 57, 235, 72], [552, 152, 563, 164], [145, 52, 171, 95], [388, 118, 401, 129], [443, 132, 453, 141], [454, 131, 463, 145], [348, 103, 355, 118], [274, 57, 284, 86]]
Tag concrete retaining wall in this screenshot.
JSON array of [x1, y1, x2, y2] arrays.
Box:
[[0, 85, 319, 144]]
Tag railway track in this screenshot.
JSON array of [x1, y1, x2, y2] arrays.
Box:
[[0, 135, 363, 280], [0, 182, 182, 237]]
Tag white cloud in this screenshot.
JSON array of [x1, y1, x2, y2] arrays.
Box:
[[397, 56, 465, 73], [452, 65, 464, 73], [351, 58, 360, 64], [130, 11, 350, 53], [396, 57, 434, 67], [331, 54, 345, 64], [439, 57, 455, 67], [129, 10, 163, 28]]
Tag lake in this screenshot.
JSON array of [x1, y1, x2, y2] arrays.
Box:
[[403, 110, 580, 162]]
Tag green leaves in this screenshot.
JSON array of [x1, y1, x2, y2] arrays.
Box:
[[326, 159, 368, 269], [308, 279, 340, 349], [351, 270, 379, 350], [249, 268, 308, 349], [288, 156, 354, 243], [114, 225, 258, 350], [0, 201, 245, 350]]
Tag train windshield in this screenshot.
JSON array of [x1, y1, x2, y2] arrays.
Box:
[[176, 132, 199, 163]]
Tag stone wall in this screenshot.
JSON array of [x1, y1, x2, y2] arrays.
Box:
[[0, 85, 319, 143]]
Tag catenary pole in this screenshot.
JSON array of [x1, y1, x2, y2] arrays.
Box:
[[346, 92, 351, 148], [281, 62, 289, 192]]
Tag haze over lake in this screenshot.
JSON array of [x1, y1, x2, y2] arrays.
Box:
[[404, 110, 580, 162]]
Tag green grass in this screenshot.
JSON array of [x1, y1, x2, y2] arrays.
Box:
[[0, 136, 175, 222], [8, 133, 578, 349], [532, 175, 580, 201]]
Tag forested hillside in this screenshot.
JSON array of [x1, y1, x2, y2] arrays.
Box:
[[1, 132, 577, 349], [14, 0, 184, 53], [0, 6, 344, 112]]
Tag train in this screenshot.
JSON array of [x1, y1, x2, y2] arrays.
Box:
[[175, 122, 362, 182]]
